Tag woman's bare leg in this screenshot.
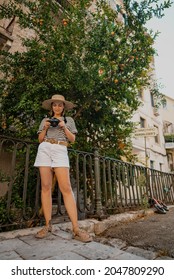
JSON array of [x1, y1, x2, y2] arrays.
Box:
[[39, 167, 53, 226], [54, 167, 79, 231]]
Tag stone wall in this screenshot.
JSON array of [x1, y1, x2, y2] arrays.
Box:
[[0, 0, 35, 52]]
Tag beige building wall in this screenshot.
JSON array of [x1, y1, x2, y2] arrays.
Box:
[[159, 95, 174, 126], [159, 95, 174, 172], [0, 0, 35, 53], [131, 88, 169, 172]]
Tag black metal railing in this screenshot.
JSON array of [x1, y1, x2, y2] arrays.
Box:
[[1, 135, 174, 231]]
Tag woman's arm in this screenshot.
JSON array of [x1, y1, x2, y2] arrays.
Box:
[[38, 120, 50, 143], [63, 126, 76, 143], [59, 120, 76, 143]]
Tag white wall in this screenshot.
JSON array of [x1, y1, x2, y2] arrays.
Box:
[[131, 88, 169, 171]]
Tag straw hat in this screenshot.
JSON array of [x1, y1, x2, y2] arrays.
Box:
[[42, 94, 76, 110]]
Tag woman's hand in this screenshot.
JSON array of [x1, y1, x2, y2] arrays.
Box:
[[43, 119, 51, 130], [38, 119, 50, 143], [58, 120, 66, 130]]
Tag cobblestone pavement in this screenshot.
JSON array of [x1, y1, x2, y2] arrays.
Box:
[[99, 206, 174, 260], [0, 207, 173, 260]]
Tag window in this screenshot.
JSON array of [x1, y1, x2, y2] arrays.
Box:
[[163, 121, 171, 134], [150, 92, 155, 107], [150, 160, 154, 169], [140, 117, 146, 128], [159, 163, 163, 172], [154, 125, 159, 143], [0, 17, 15, 51], [162, 100, 167, 109]]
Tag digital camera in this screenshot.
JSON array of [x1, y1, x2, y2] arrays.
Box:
[[48, 118, 60, 127]]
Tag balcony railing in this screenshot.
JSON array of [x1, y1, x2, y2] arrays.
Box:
[[164, 134, 174, 144], [1, 134, 174, 231], [165, 142, 174, 149]]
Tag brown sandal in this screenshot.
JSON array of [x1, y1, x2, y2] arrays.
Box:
[[73, 228, 92, 243], [35, 222, 52, 239]]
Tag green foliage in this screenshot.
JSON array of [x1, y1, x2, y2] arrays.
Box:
[[164, 134, 174, 143], [0, 170, 10, 182], [0, 197, 7, 224], [0, 0, 172, 157], [149, 81, 166, 108], [0, 142, 39, 225]]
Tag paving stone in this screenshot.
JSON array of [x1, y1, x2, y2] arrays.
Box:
[[0, 250, 23, 260], [95, 237, 127, 249], [47, 252, 87, 260], [125, 246, 157, 260], [72, 241, 125, 260], [15, 235, 88, 260], [20, 233, 61, 246], [0, 238, 30, 253], [52, 229, 73, 239], [115, 251, 146, 260], [57, 220, 96, 234], [0, 227, 39, 240]]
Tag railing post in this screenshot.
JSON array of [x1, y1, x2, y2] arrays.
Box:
[[94, 149, 103, 217]]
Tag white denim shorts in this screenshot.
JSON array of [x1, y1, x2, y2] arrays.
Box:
[[34, 142, 69, 168]]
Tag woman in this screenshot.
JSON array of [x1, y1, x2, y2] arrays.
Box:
[[34, 94, 92, 242]]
